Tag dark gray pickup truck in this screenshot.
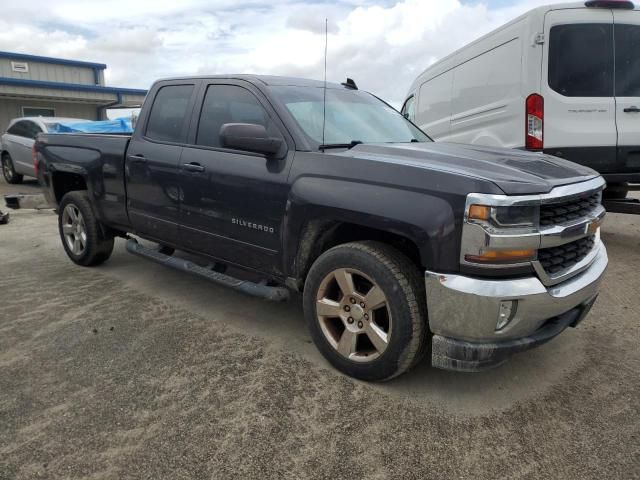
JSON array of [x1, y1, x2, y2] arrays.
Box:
[[35, 75, 608, 381]]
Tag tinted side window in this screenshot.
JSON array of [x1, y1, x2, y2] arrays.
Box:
[[549, 24, 613, 97], [615, 24, 640, 97], [7, 121, 28, 137], [145, 85, 194, 142], [196, 85, 279, 148], [24, 121, 42, 139]]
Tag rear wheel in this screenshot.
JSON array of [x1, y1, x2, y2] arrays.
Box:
[[303, 241, 428, 381], [2, 153, 23, 184], [58, 191, 114, 266]]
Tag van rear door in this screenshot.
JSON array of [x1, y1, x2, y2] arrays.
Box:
[[541, 8, 618, 173], [613, 9, 640, 180]]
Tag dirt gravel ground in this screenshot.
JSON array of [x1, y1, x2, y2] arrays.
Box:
[[0, 178, 639, 480]]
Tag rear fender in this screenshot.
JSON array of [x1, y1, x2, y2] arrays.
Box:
[[40, 144, 100, 210]]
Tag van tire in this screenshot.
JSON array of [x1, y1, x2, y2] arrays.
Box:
[[58, 191, 114, 266], [603, 183, 629, 200], [303, 241, 429, 381]]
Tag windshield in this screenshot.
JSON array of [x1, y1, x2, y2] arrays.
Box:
[[270, 86, 430, 147]]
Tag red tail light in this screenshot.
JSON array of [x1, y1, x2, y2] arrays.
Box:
[[32, 144, 39, 177], [526, 94, 544, 151]]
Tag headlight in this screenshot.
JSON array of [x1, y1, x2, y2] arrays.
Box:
[[462, 203, 540, 266], [467, 204, 539, 229]]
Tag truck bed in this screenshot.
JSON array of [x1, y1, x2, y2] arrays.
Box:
[[37, 133, 132, 231]]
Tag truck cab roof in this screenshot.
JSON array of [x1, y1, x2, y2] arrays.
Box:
[[154, 74, 348, 90]]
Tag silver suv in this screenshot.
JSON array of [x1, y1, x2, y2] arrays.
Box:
[[1, 117, 87, 183]]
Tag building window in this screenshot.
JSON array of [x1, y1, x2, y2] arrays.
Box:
[[11, 61, 29, 73], [22, 107, 55, 117]]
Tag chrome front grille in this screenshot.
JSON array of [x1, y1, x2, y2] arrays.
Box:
[[462, 177, 606, 286], [539, 192, 601, 227]]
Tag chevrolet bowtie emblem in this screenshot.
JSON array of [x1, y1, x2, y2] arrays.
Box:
[[586, 218, 603, 235]]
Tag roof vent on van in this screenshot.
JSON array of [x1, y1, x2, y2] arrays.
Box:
[[585, 0, 634, 9]]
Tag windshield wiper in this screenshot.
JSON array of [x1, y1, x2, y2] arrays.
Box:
[[319, 140, 362, 151]]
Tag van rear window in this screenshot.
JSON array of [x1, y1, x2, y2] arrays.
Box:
[[548, 24, 613, 97], [615, 24, 640, 97]]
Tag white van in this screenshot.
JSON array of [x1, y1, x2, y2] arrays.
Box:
[[402, 0, 640, 197]]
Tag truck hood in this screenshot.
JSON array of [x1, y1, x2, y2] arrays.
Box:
[[339, 142, 599, 195]]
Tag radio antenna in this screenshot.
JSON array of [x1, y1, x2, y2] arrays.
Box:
[[321, 18, 328, 150]]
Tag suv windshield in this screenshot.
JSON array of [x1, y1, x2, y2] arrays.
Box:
[[270, 86, 430, 147]]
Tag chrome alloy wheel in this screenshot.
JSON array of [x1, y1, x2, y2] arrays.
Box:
[[315, 268, 392, 362], [61, 204, 87, 256]]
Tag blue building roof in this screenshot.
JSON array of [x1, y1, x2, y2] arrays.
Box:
[[0, 76, 147, 96], [0, 51, 107, 70]]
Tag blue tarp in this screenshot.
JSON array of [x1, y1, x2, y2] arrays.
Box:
[[49, 117, 133, 133]]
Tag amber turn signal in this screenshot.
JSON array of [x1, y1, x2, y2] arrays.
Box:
[[468, 204, 491, 221], [465, 249, 536, 264]]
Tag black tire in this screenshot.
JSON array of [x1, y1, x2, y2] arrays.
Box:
[[603, 183, 629, 200], [2, 153, 23, 184], [58, 191, 114, 266], [303, 241, 429, 381]]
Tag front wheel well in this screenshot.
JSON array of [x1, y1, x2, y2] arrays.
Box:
[[52, 172, 88, 203], [295, 220, 423, 289]]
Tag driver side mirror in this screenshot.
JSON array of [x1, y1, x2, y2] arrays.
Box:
[[220, 123, 283, 156]]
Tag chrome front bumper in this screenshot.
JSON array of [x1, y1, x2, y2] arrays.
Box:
[[425, 241, 608, 370]]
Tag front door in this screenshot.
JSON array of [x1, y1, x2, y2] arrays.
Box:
[[613, 9, 640, 174], [178, 81, 292, 274], [542, 8, 618, 172], [125, 82, 197, 245]]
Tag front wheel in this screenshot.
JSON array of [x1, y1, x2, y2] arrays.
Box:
[[2, 154, 23, 184], [58, 191, 114, 266], [303, 241, 429, 381]]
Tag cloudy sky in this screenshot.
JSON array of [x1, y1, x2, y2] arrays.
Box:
[[0, 0, 552, 107]]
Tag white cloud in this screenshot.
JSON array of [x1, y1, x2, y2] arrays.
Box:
[[0, 0, 552, 106]]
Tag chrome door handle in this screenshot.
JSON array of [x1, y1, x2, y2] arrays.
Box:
[[183, 162, 205, 173]]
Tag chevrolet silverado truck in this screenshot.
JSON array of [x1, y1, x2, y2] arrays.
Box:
[[35, 75, 608, 381]]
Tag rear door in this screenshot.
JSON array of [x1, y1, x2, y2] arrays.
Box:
[[125, 82, 198, 244], [613, 9, 640, 175], [542, 8, 618, 172]]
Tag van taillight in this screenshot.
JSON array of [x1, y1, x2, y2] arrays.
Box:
[[32, 144, 39, 177], [526, 94, 544, 151]]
